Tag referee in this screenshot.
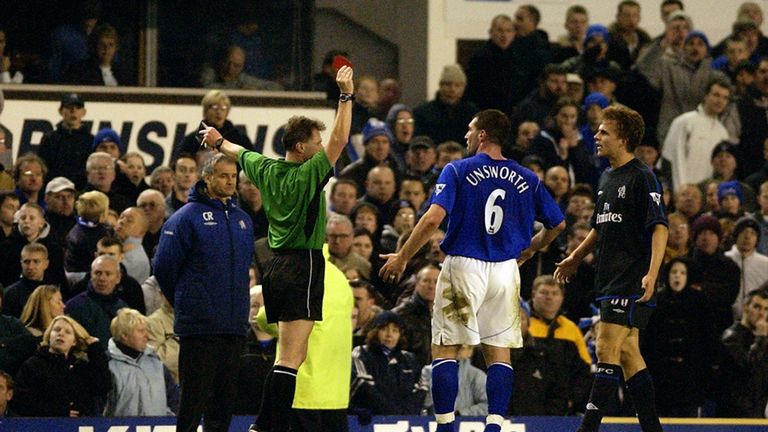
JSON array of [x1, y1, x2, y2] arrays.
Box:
[[555, 106, 668, 432], [200, 66, 354, 432]]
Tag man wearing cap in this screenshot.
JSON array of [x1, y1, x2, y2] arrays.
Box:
[[725, 216, 768, 318], [339, 118, 402, 193], [466, 14, 516, 112], [414, 64, 478, 145], [405, 136, 438, 192], [687, 214, 741, 336], [37, 93, 94, 190], [44, 176, 77, 245], [637, 30, 727, 143], [663, 78, 732, 190]]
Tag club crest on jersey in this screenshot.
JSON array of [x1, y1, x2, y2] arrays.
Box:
[[239, 220, 247, 230], [435, 184, 446, 195], [618, 185, 626, 199], [649, 192, 661, 206]]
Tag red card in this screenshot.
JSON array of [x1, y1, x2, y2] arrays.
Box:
[[332, 55, 353, 70]]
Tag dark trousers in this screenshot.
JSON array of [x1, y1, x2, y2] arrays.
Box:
[[177, 335, 244, 432], [291, 409, 349, 432]]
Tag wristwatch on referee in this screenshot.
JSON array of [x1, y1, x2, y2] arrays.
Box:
[[339, 93, 355, 103], [214, 137, 224, 150]]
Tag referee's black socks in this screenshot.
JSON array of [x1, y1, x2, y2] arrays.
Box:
[[578, 362, 622, 432], [625, 369, 663, 432], [260, 365, 298, 432]]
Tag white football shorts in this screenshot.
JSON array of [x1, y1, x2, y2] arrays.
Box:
[[431, 255, 523, 348]]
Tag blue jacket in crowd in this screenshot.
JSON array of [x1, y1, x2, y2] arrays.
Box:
[[153, 180, 254, 337]]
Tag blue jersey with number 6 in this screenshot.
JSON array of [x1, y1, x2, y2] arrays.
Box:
[[431, 153, 564, 262]]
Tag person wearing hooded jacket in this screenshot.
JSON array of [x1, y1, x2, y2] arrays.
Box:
[[153, 153, 254, 432]]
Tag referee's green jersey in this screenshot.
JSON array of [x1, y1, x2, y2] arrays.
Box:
[[238, 149, 333, 250]]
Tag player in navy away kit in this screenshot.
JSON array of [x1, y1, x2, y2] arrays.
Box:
[[380, 109, 565, 432], [555, 106, 668, 432]]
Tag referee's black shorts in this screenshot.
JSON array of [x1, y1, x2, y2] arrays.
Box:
[[262, 248, 325, 324]]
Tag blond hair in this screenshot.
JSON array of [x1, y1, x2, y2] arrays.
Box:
[[76, 190, 109, 222], [110, 308, 146, 342], [41, 315, 92, 361], [20, 285, 61, 334]]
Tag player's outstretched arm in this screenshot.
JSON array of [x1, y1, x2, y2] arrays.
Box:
[[198, 126, 246, 160], [323, 66, 354, 165], [638, 223, 668, 303], [554, 228, 598, 283], [380, 204, 446, 283], [519, 220, 566, 266]]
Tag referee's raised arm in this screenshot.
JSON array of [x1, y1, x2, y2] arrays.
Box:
[[323, 65, 354, 165]]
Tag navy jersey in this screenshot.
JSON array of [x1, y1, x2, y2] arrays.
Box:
[[591, 158, 667, 297], [431, 153, 564, 262]]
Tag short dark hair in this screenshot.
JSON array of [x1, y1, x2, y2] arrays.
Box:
[[540, 63, 568, 82], [618, 0, 641, 13], [436, 141, 466, 157], [661, 0, 684, 10], [331, 178, 358, 196], [400, 176, 426, 192], [0, 191, 19, 207], [171, 153, 196, 172], [566, 5, 588, 18], [282, 116, 326, 152], [97, 235, 124, 252], [746, 287, 768, 304], [569, 183, 594, 199], [705, 77, 732, 95], [521, 5, 541, 24], [602, 105, 645, 152], [349, 279, 376, 297], [474, 109, 511, 146]]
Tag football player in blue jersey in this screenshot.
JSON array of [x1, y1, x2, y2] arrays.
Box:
[[380, 109, 565, 432], [555, 105, 668, 432]]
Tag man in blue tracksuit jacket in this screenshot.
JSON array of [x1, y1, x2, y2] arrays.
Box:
[[153, 153, 254, 432]]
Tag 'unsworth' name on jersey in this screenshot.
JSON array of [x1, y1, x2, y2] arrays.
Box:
[[464, 164, 530, 194]]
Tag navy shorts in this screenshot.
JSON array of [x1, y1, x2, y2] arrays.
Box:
[[262, 248, 325, 323], [599, 296, 655, 330]]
